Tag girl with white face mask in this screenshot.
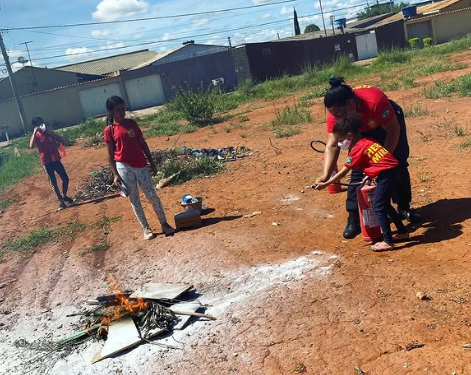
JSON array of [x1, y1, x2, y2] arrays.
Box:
[[29, 117, 75, 211]]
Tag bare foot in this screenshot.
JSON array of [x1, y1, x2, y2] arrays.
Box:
[[162, 223, 175, 237]]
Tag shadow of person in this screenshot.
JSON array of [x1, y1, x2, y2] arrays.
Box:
[[399, 198, 471, 249], [202, 215, 243, 226]]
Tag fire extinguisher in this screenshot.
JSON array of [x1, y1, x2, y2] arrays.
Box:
[[310, 140, 341, 194], [357, 183, 382, 242]]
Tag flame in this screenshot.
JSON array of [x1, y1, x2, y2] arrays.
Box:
[[100, 275, 148, 328]]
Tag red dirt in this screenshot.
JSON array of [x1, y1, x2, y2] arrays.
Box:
[[2, 56, 471, 375]]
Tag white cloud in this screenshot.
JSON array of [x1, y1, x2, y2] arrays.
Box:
[[280, 6, 292, 15], [252, 0, 278, 4], [261, 13, 273, 20], [91, 29, 111, 38], [101, 42, 125, 50], [92, 0, 150, 22], [192, 18, 209, 28], [65, 47, 93, 61]]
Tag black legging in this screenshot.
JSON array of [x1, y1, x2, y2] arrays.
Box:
[[44, 160, 69, 201], [347, 100, 413, 219]]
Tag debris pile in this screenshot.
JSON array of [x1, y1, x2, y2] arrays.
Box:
[[75, 146, 253, 199], [15, 281, 214, 370]]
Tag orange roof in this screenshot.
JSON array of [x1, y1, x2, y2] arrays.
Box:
[[378, 0, 468, 24]]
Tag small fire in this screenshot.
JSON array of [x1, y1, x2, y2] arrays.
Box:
[[100, 275, 149, 328]]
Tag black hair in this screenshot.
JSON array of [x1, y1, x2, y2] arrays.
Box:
[[106, 96, 125, 125], [31, 116, 44, 127], [323, 76, 355, 108], [333, 113, 362, 136]]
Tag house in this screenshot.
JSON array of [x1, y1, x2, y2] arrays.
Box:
[[377, 0, 471, 45], [55, 49, 159, 76], [232, 14, 405, 83], [0, 66, 101, 101]]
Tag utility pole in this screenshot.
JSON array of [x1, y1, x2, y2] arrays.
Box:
[[0, 31, 28, 134], [318, 0, 328, 37], [20, 40, 37, 87], [330, 15, 336, 36], [227, 36, 232, 48]]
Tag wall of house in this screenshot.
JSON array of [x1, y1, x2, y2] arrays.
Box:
[[123, 49, 238, 99], [0, 67, 80, 101], [432, 9, 471, 43], [153, 44, 229, 66], [243, 34, 358, 82], [375, 20, 407, 50], [232, 46, 252, 85]]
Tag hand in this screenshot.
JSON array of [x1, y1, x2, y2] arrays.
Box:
[[113, 175, 122, 187], [362, 176, 372, 185], [149, 163, 157, 176], [33, 127, 39, 134], [315, 174, 328, 184], [315, 182, 328, 190]]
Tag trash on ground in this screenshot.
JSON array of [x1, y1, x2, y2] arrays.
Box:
[[462, 343, 471, 348], [405, 341, 425, 351], [181, 145, 254, 162], [272, 222, 281, 226], [181, 195, 204, 213], [416, 291, 431, 301], [243, 211, 262, 219]]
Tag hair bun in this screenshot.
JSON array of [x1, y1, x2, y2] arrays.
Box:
[[329, 75, 345, 88]]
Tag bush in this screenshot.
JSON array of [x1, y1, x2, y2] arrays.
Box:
[[409, 38, 420, 49], [170, 86, 217, 126], [423, 37, 433, 47], [271, 104, 312, 126], [159, 157, 224, 185]]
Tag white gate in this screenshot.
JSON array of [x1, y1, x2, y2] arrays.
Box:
[[355, 31, 379, 61], [79, 83, 122, 118], [125, 74, 166, 110]]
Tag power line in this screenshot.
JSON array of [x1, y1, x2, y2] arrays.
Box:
[[1, 0, 298, 31]]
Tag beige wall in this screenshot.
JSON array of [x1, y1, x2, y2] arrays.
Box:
[[432, 9, 471, 43]]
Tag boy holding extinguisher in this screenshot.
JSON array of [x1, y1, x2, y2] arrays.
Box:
[[315, 113, 408, 251], [29, 117, 75, 211]]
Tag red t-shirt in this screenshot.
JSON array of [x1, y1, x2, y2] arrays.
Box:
[[344, 138, 398, 178], [327, 86, 396, 134], [35, 132, 61, 165], [104, 119, 147, 168]]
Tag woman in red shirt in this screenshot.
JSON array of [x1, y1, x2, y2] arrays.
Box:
[[29, 116, 75, 211], [316, 113, 408, 251], [316, 76, 420, 239], [104, 96, 175, 240]]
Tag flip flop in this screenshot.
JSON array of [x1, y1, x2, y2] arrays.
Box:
[[371, 241, 395, 252]]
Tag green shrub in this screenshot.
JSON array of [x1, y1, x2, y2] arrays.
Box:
[[171, 86, 218, 126], [274, 126, 302, 138], [159, 157, 224, 185], [271, 104, 312, 126], [409, 38, 420, 49], [423, 37, 433, 47]]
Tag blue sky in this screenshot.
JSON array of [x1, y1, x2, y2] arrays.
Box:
[[0, 0, 371, 74]]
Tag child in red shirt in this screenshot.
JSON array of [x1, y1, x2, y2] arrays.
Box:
[[316, 113, 408, 251]]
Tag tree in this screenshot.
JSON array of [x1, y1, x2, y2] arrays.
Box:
[[357, 2, 409, 20], [304, 24, 321, 33], [294, 8, 301, 36]]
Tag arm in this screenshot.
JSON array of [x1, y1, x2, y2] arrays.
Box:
[[139, 136, 157, 175], [45, 129, 67, 145], [106, 142, 121, 185], [29, 127, 39, 149], [316, 133, 341, 183], [381, 115, 401, 153], [316, 166, 350, 190]]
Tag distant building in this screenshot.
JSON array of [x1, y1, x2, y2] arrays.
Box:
[[0, 66, 101, 101]]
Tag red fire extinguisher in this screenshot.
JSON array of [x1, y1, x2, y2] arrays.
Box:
[[357, 183, 382, 242]]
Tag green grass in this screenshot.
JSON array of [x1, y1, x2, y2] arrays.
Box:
[[58, 118, 105, 142], [0, 198, 16, 210], [92, 215, 122, 229], [404, 103, 432, 118], [274, 127, 302, 138], [0, 149, 41, 194], [271, 104, 312, 126], [458, 138, 471, 150], [80, 241, 111, 256], [224, 122, 247, 133], [453, 124, 467, 137], [139, 108, 198, 137], [159, 157, 224, 185], [238, 115, 250, 123], [2, 227, 53, 252], [425, 74, 471, 99]]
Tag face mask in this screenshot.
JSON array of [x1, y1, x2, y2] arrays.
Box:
[[39, 123, 46, 132], [338, 139, 351, 150]]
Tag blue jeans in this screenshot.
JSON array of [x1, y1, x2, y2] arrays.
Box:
[[374, 168, 407, 244], [44, 160, 69, 202]]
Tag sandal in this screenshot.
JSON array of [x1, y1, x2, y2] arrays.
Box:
[[392, 232, 409, 241], [371, 241, 395, 252]]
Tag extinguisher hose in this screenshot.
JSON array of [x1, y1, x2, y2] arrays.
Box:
[[310, 139, 363, 188]]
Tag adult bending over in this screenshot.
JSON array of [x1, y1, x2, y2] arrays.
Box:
[[316, 77, 421, 239], [104, 96, 175, 240]]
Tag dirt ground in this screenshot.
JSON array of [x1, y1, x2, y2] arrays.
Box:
[[1, 54, 471, 375]]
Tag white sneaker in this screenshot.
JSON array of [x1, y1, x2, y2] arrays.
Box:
[[143, 227, 155, 241]]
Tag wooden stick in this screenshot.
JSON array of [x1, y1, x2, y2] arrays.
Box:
[[171, 310, 216, 320]]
